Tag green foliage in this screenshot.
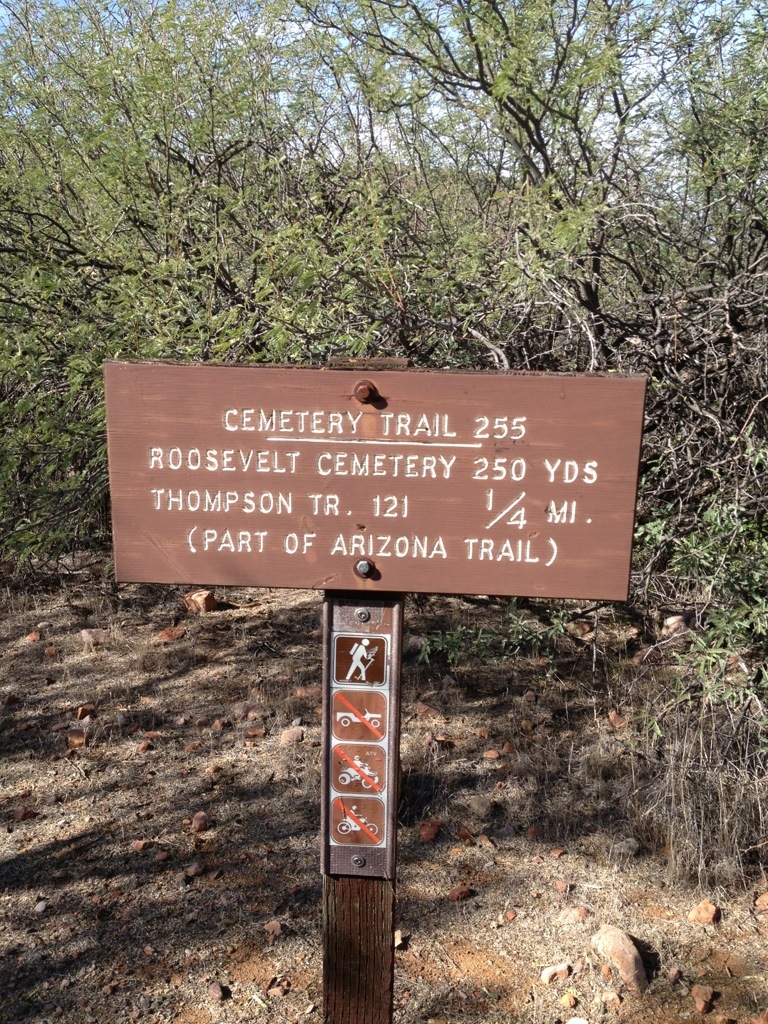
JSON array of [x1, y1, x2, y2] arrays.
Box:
[[419, 602, 570, 667]]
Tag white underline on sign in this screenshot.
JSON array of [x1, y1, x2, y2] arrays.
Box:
[[265, 436, 483, 449]]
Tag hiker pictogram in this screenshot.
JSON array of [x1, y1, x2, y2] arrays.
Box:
[[333, 633, 388, 686], [331, 797, 385, 845], [331, 691, 388, 741], [332, 744, 386, 794]]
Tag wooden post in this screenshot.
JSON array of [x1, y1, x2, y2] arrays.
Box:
[[321, 593, 403, 1024]]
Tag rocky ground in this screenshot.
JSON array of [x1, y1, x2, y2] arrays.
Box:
[[2, 564, 767, 1023]]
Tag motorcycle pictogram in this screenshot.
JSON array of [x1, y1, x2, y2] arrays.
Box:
[[336, 806, 380, 836]]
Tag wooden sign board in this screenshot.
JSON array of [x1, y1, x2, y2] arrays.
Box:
[[104, 362, 645, 600]]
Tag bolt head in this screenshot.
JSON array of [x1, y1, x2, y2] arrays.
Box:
[[354, 607, 371, 623], [351, 855, 366, 868], [353, 379, 378, 404], [355, 559, 373, 577]]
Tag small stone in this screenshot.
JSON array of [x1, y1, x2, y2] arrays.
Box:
[[560, 992, 577, 1009], [184, 589, 218, 614], [559, 906, 591, 924], [554, 880, 573, 894], [608, 709, 628, 730], [34, 900, 48, 914], [67, 729, 87, 749], [12, 806, 38, 821], [483, 748, 500, 759], [207, 981, 228, 1001], [668, 967, 683, 984], [448, 884, 471, 902], [503, 908, 517, 922], [461, 794, 493, 820], [81, 628, 109, 648], [754, 892, 768, 914], [688, 900, 720, 925], [26, 630, 42, 643], [691, 984, 714, 1013], [613, 837, 640, 857], [192, 811, 209, 832], [280, 726, 304, 745], [185, 861, 205, 878], [76, 704, 96, 720], [541, 962, 571, 985], [418, 819, 441, 843], [591, 925, 648, 993], [157, 626, 185, 642]]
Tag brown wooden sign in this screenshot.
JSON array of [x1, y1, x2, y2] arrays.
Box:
[[104, 362, 645, 599]]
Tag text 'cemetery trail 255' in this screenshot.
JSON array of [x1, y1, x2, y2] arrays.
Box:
[[104, 362, 646, 600]]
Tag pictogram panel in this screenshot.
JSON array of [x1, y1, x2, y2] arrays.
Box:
[[333, 634, 388, 686], [331, 796, 386, 846], [332, 744, 387, 795], [331, 691, 388, 742]]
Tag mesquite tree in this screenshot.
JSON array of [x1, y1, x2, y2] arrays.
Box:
[[0, 0, 765, 645]]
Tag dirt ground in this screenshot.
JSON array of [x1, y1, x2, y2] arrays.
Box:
[[2, 564, 767, 1024]]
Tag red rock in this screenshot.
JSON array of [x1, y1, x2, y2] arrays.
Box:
[[754, 892, 768, 914], [448, 884, 471, 902], [525, 825, 540, 838], [560, 992, 578, 1008], [212, 717, 232, 732], [184, 589, 218, 614], [451, 826, 472, 846], [414, 701, 441, 718], [67, 729, 87, 748], [244, 725, 266, 739], [81, 628, 109, 647], [550, 847, 566, 858], [475, 727, 490, 740], [12, 806, 38, 821], [688, 900, 721, 925], [554, 880, 573, 894], [591, 925, 648, 993], [185, 861, 205, 878], [293, 686, 321, 700], [418, 819, 441, 843], [192, 811, 209, 832], [608, 709, 628, 729], [184, 741, 203, 752], [668, 967, 683, 984], [76, 704, 96, 720], [137, 741, 153, 752], [263, 919, 283, 944], [540, 962, 571, 984], [132, 839, 154, 854], [559, 906, 591, 924], [279, 726, 304, 745], [691, 984, 714, 1013], [483, 748, 500, 759], [207, 982, 226, 1001], [26, 630, 41, 642], [157, 626, 185, 642]]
